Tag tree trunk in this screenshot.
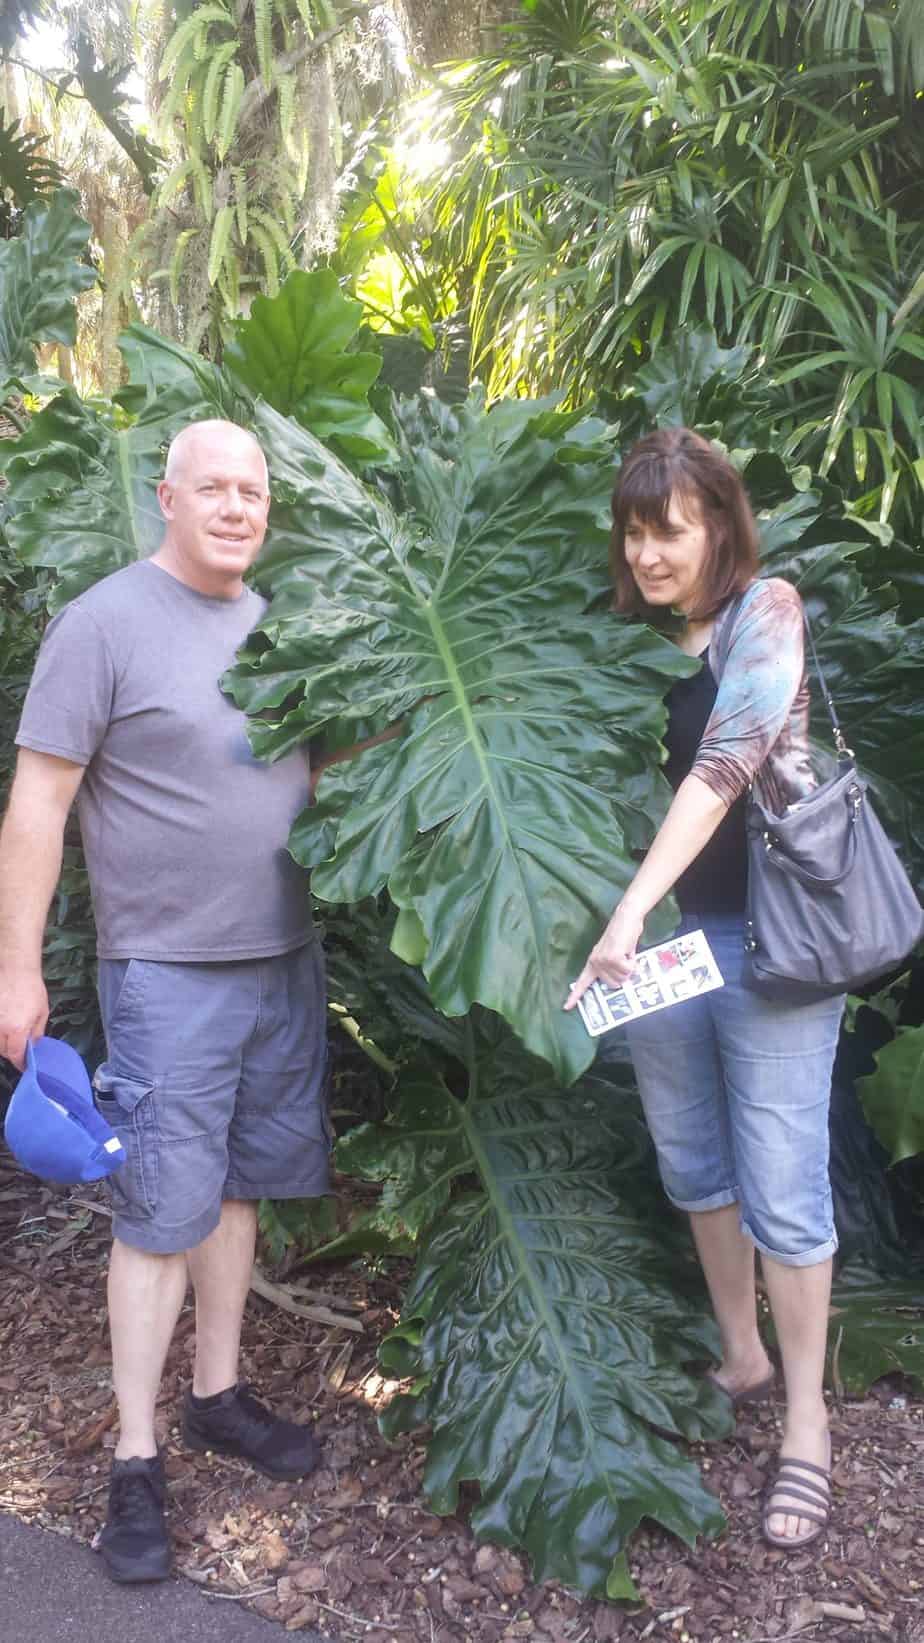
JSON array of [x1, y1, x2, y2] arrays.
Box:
[[402, 0, 521, 64], [99, 205, 125, 395], [1, 62, 21, 122]]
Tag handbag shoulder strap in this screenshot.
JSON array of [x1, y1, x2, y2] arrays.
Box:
[[800, 608, 853, 759]]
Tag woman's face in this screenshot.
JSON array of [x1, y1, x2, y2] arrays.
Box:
[[623, 490, 711, 615]]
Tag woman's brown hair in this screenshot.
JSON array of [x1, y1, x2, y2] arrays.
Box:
[[609, 427, 760, 619]]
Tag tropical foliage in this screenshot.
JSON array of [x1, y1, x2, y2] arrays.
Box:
[[373, 1028, 729, 1601], [4, 0, 924, 1588], [0, 189, 96, 399], [135, 0, 421, 349], [1, 188, 922, 1595], [348, 0, 924, 532], [858, 1026, 924, 1167], [0, 115, 67, 214], [141, 0, 338, 339], [3, 267, 395, 610]]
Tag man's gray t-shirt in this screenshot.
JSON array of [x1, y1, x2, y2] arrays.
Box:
[[16, 560, 313, 961]]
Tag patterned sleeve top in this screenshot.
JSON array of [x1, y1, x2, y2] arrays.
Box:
[[700, 577, 817, 815]]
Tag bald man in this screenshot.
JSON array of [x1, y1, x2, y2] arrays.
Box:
[[0, 421, 328, 1582]]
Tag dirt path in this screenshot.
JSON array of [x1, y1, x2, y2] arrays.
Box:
[[1, 1159, 921, 1643]]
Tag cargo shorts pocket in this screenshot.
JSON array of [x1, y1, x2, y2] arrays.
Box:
[[92, 1069, 159, 1216]]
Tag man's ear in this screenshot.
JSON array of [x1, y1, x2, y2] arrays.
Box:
[[156, 479, 175, 520]]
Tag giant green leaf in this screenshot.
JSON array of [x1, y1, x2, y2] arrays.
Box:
[[1, 393, 164, 609], [828, 1263, 924, 1393], [342, 1033, 729, 1598], [116, 323, 247, 426], [223, 270, 397, 464], [857, 1026, 924, 1166], [0, 189, 96, 394], [1, 323, 248, 610], [623, 324, 757, 431], [226, 393, 698, 1083], [2, 305, 404, 611]]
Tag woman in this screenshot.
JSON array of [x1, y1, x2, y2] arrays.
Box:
[[566, 427, 843, 1550]]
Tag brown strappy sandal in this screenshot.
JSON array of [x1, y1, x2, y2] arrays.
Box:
[[762, 1451, 832, 1549]]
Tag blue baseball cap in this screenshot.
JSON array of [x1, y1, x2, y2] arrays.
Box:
[[4, 1036, 127, 1184]]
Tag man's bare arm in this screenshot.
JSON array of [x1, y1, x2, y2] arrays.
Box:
[[0, 749, 86, 1068]]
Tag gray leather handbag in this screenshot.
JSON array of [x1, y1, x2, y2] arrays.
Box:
[[741, 607, 924, 1000]]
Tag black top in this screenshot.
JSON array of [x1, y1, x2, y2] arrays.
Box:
[[663, 652, 748, 915]]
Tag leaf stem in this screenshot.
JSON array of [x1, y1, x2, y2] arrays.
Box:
[[2, 58, 86, 100], [328, 1003, 397, 1077]]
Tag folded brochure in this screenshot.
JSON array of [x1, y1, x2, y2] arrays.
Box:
[[576, 927, 724, 1037]]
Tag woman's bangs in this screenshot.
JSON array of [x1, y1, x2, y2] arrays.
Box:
[[615, 457, 677, 534]]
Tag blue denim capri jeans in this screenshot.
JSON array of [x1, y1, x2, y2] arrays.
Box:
[[624, 914, 844, 1268]]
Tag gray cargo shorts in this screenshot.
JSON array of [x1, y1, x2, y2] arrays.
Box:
[[92, 942, 330, 1255]]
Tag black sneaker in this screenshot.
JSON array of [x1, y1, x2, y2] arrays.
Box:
[[182, 1383, 321, 1480], [98, 1452, 172, 1584]]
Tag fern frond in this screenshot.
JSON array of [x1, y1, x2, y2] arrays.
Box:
[[185, 66, 208, 145], [190, 155, 213, 219], [249, 222, 280, 296], [155, 158, 194, 207], [159, 4, 233, 81], [155, 44, 200, 134], [203, 42, 240, 144], [218, 251, 241, 314], [250, 206, 292, 267], [216, 63, 246, 160], [253, 0, 274, 91], [208, 203, 236, 286]]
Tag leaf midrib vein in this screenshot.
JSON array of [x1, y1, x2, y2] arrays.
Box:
[[461, 1106, 633, 1476]]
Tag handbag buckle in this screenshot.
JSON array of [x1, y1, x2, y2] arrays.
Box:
[[744, 921, 757, 954], [762, 830, 777, 853], [847, 783, 863, 817], [834, 727, 854, 758]]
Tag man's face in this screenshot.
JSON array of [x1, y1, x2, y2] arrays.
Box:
[[156, 429, 271, 595]]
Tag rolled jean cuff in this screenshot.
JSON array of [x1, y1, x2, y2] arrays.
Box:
[[665, 1185, 740, 1214], [742, 1219, 838, 1269]]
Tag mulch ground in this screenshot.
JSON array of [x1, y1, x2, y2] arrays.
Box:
[[1, 1155, 922, 1643]]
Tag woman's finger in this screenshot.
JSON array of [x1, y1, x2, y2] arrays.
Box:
[[564, 961, 597, 1010]]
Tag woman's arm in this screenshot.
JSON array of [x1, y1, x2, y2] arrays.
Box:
[[564, 772, 727, 1007]]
